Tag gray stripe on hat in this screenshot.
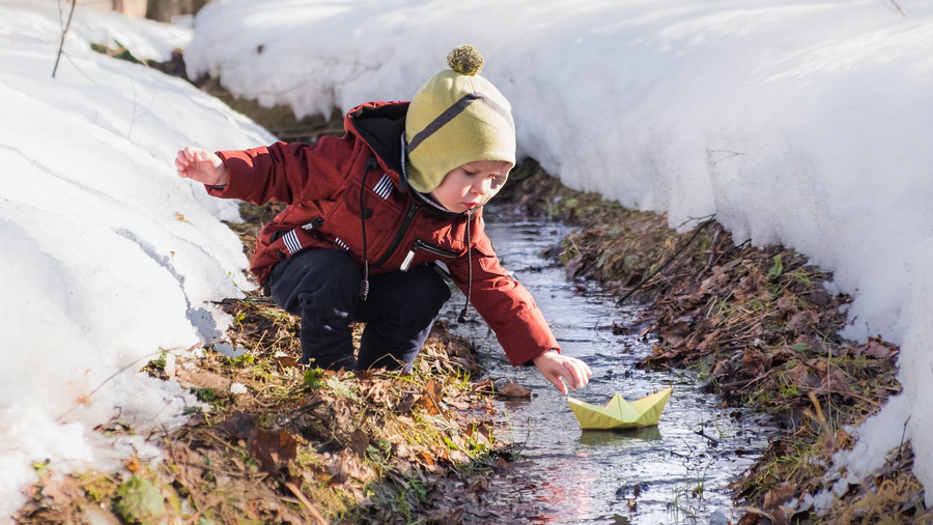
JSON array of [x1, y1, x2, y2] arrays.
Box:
[[477, 93, 515, 134], [409, 93, 480, 153], [408, 92, 516, 153]]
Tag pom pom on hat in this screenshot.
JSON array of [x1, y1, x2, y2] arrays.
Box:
[[447, 45, 484, 76], [404, 46, 516, 195]]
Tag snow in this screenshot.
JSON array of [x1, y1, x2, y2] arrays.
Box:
[[0, 0, 274, 517], [184, 0, 933, 507]]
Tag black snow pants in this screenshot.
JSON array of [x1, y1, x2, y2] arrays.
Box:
[[267, 248, 451, 372]]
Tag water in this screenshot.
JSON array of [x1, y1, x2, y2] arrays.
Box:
[[443, 207, 773, 524]]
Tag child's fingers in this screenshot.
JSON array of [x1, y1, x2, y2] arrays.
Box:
[[545, 373, 568, 396], [562, 362, 583, 391], [183, 146, 199, 162], [564, 359, 590, 390], [174, 157, 190, 177]]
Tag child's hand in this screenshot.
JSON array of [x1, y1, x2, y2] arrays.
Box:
[[532, 351, 593, 395], [175, 146, 228, 186]]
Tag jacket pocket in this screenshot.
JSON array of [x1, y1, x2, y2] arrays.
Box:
[[400, 239, 458, 271]]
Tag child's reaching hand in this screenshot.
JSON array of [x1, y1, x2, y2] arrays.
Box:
[[175, 146, 228, 186], [532, 352, 593, 395]]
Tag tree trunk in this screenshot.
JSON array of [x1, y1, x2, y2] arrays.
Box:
[[145, 0, 174, 22], [145, 0, 208, 21]]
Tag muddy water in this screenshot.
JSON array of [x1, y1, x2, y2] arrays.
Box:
[[443, 207, 774, 525]]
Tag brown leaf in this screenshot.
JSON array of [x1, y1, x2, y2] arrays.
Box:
[[785, 364, 821, 390], [444, 397, 472, 410], [742, 349, 767, 376], [419, 450, 436, 465], [785, 310, 819, 332], [471, 477, 489, 491], [776, 295, 798, 316], [701, 266, 728, 292], [248, 428, 299, 472], [763, 482, 796, 509], [711, 359, 733, 378], [330, 450, 374, 483], [175, 367, 231, 392], [744, 265, 764, 291], [350, 429, 369, 458], [219, 412, 258, 439], [426, 507, 465, 525], [499, 380, 532, 398], [274, 355, 299, 368], [814, 368, 854, 399], [396, 392, 420, 415], [696, 329, 722, 352], [40, 476, 79, 506], [863, 339, 897, 359], [78, 506, 120, 525], [419, 379, 445, 414], [362, 380, 391, 406]]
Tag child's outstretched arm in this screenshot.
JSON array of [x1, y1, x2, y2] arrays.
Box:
[[175, 146, 228, 186], [532, 351, 593, 395]]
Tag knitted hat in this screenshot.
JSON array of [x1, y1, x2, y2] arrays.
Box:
[[405, 45, 516, 194]]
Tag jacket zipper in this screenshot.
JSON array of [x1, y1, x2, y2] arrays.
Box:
[[374, 201, 420, 267], [400, 239, 458, 272]]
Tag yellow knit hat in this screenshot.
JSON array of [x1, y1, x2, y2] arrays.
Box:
[[405, 45, 516, 194]]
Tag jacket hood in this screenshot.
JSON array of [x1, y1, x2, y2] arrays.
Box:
[[345, 101, 408, 176], [346, 101, 466, 218]]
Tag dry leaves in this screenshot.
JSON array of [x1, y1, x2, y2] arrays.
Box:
[[498, 379, 532, 398]]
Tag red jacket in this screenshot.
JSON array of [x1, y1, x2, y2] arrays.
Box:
[[207, 101, 559, 365]]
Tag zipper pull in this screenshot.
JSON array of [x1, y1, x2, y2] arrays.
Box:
[[400, 248, 416, 272], [400, 240, 425, 272]]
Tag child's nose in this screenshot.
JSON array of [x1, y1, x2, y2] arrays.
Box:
[[472, 177, 492, 194]]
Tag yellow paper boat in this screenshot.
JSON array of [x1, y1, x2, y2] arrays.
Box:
[[568, 386, 673, 430]]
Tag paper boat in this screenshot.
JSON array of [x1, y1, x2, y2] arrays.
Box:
[[568, 386, 673, 430]]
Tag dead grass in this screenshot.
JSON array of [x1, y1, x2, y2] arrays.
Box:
[[499, 159, 929, 525], [15, 194, 547, 525], [15, 286, 538, 524]]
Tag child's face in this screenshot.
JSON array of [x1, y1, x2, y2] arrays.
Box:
[[430, 160, 512, 213]]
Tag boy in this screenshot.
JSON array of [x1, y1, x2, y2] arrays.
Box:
[[176, 45, 591, 395]]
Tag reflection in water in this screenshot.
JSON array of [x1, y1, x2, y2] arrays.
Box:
[[578, 426, 663, 447], [444, 208, 773, 524]]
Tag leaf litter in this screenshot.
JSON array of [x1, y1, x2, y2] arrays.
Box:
[[14, 201, 548, 524], [498, 159, 931, 525]]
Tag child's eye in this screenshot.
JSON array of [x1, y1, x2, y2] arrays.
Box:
[[463, 170, 477, 176]]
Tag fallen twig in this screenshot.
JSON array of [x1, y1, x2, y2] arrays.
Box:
[[285, 480, 330, 525]]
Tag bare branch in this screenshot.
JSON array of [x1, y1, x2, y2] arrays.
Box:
[[890, 0, 906, 16], [52, 0, 78, 78]]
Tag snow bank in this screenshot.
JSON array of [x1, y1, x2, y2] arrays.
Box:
[[185, 0, 933, 504], [0, 0, 274, 517]]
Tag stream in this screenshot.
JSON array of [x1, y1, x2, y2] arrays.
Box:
[[443, 206, 775, 525]]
